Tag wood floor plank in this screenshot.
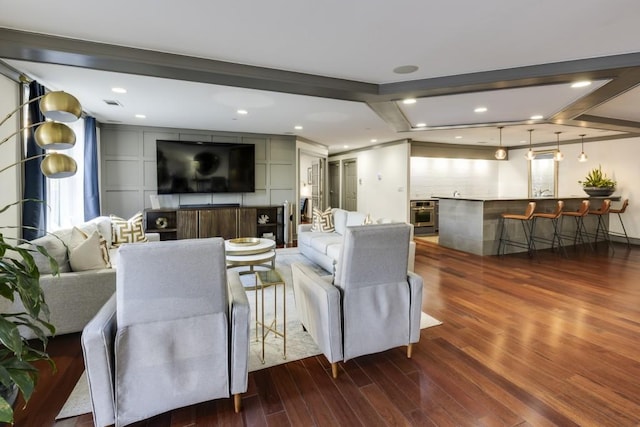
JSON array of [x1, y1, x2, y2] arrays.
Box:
[[9, 240, 638, 427]]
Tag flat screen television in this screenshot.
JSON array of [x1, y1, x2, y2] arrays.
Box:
[[156, 140, 255, 194]]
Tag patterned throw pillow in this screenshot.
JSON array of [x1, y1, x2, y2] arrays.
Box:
[[311, 207, 335, 233], [68, 227, 111, 271], [110, 212, 148, 246]]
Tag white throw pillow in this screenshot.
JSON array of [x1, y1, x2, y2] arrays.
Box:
[[69, 227, 111, 271]]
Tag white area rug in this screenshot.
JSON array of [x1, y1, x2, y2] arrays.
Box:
[[57, 248, 441, 420]]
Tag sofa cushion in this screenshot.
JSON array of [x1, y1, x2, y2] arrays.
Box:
[[346, 211, 367, 227], [332, 209, 348, 235], [18, 233, 70, 274], [86, 216, 113, 248], [310, 234, 343, 255], [111, 213, 148, 246], [69, 227, 111, 271]]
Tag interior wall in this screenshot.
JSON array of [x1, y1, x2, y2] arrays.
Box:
[[100, 124, 296, 218], [330, 141, 411, 222], [410, 157, 500, 199], [501, 136, 639, 239], [0, 75, 20, 239]]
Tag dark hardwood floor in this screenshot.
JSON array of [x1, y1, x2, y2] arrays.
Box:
[[12, 240, 640, 426]]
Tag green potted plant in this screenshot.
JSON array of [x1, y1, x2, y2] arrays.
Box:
[[579, 165, 616, 196], [0, 203, 57, 424]]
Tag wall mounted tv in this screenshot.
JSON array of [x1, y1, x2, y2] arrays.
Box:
[[156, 140, 255, 194]]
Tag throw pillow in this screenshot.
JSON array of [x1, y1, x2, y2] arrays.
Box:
[[110, 212, 148, 246], [68, 227, 111, 271], [311, 207, 335, 233], [16, 234, 70, 274]]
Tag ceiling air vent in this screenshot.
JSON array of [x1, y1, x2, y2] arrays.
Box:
[[103, 99, 123, 107]]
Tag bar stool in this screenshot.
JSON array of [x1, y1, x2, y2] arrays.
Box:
[[609, 199, 630, 247], [531, 200, 566, 256], [498, 201, 536, 256], [560, 200, 591, 250], [588, 199, 612, 248]]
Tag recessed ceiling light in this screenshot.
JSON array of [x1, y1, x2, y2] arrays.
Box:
[[370, 139, 377, 143], [135, 114, 146, 119], [474, 107, 488, 113], [393, 65, 419, 74], [455, 136, 462, 139], [402, 98, 417, 105], [237, 109, 248, 115], [343, 145, 349, 149], [571, 81, 592, 88], [530, 115, 544, 120], [111, 87, 127, 94], [415, 123, 427, 128], [294, 125, 303, 130]]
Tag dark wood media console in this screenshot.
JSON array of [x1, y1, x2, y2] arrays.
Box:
[[145, 205, 284, 246]]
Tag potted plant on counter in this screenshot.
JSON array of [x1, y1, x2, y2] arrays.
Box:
[[579, 165, 616, 196]]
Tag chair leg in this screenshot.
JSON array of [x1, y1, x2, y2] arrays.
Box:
[[617, 213, 631, 247], [407, 343, 413, 358], [331, 362, 338, 379], [234, 394, 242, 413]]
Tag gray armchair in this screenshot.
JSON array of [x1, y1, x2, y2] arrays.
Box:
[[292, 223, 423, 378], [81, 238, 250, 427]]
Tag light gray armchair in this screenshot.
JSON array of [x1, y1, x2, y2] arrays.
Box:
[[292, 223, 423, 378], [81, 238, 250, 427]]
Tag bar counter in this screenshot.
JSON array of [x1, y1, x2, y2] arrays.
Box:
[[436, 196, 618, 256]]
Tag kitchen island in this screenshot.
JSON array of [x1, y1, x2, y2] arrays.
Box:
[[437, 196, 616, 256]]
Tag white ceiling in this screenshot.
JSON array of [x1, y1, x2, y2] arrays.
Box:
[[2, 0, 640, 153]]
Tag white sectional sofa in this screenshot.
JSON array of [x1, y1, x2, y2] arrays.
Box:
[[0, 215, 158, 339], [297, 208, 416, 273]]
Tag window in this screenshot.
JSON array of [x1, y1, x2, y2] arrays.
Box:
[[46, 118, 85, 231]]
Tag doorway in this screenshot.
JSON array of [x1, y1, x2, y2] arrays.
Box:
[[299, 151, 326, 223], [328, 161, 340, 208], [342, 159, 357, 211]]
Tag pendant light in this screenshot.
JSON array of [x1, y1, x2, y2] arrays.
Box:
[[553, 131, 564, 161], [525, 129, 536, 160], [578, 134, 588, 162], [494, 126, 507, 160]]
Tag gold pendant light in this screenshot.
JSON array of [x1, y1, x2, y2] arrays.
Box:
[[578, 134, 588, 162], [40, 153, 78, 178], [553, 131, 564, 161], [35, 121, 76, 150], [39, 91, 82, 122], [525, 129, 536, 160], [494, 126, 507, 160]]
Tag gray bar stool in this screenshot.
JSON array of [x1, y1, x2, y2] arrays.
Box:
[[531, 200, 566, 256], [560, 200, 592, 250], [609, 199, 630, 247], [498, 201, 536, 256]]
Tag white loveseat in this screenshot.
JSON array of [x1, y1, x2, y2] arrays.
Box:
[[0, 215, 158, 339], [297, 208, 416, 273]]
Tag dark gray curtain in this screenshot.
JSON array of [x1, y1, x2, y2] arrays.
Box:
[[83, 116, 100, 220], [22, 81, 46, 240]]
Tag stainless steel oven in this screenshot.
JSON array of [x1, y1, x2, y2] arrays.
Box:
[[410, 200, 436, 227]]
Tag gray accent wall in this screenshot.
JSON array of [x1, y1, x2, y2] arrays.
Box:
[[100, 124, 295, 218]]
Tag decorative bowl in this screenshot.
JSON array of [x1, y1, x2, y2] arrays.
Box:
[[583, 186, 615, 197], [228, 237, 261, 246]]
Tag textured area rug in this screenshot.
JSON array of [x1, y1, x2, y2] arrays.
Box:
[[57, 248, 441, 420]]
